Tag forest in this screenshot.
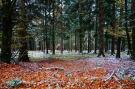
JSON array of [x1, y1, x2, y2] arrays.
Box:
[[0, 0, 135, 88]]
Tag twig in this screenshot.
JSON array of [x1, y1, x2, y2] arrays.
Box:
[[104, 70, 115, 81], [41, 67, 65, 71]]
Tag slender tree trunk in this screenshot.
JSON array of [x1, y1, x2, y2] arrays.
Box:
[[94, 0, 98, 54], [70, 34, 72, 52], [97, 0, 105, 57], [88, 0, 92, 53], [52, 1, 55, 55], [1, 0, 13, 63], [60, 0, 64, 54], [111, 0, 116, 55], [116, 37, 121, 58], [61, 35, 64, 54], [94, 16, 98, 54], [105, 32, 109, 52], [125, 0, 131, 54], [79, 29, 83, 53], [48, 0, 51, 53], [79, 0, 83, 53], [116, 6, 123, 58], [131, 0, 135, 59], [44, 6, 49, 54], [88, 31, 91, 53], [121, 39, 125, 51], [18, 0, 29, 62], [75, 30, 77, 52]]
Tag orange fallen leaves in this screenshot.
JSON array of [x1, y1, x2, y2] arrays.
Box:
[[0, 59, 135, 89]]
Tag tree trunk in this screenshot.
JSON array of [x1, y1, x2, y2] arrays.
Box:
[[111, 0, 116, 55], [1, 0, 13, 63], [94, 0, 98, 54], [116, 37, 121, 58], [125, 0, 131, 54], [79, 29, 83, 53], [131, 0, 135, 59], [18, 0, 29, 62], [79, 1, 83, 54], [97, 0, 105, 57], [88, 31, 91, 53], [75, 30, 77, 52], [61, 35, 64, 54], [121, 39, 125, 51], [70, 34, 72, 52], [105, 32, 109, 52], [116, 5, 123, 58], [44, 6, 49, 54], [60, 0, 64, 54], [88, 0, 92, 53], [52, 0, 55, 55]]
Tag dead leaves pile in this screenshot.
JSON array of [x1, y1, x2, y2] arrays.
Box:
[[0, 58, 135, 89]]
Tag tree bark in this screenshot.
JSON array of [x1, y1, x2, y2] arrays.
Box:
[[88, 0, 92, 53], [88, 31, 91, 53], [125, 0, 131, 55], [60, 0, 64, 54], [44, 4, 49, 54], [75, 30, 77, 52], [116, 37, 121, 58], [52, 0, 55, 55], [94, 0, 98, 54], [1, 0, 13, 63], [131, 0, 135, 59], [18, 0, 29, 62], [78, 0, 83, 54], [111, 0, 116, 55], [105, 32, 109, 52], [116, 4, 123, 58], [97, 0, 105, 57]]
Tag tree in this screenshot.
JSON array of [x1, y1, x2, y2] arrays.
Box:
[[98, 0, 105, 57], [0, 0, 15, 63], [18, 0, 29, 62], [60, 0, 64, 54], [125, 0, 131, 54], [87, 0, 93, 53], [43, 1, 48, 54], [78, 0, 83, 53], [111, 0, 116, 55], [52, 0, 56, 55], [116, 0, 124, 58], [131, 0, 135, 59], [94, 0, 98, 54]]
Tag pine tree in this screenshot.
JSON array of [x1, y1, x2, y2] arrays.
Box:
[[131, 0, 135, 59], [98, 0, 105, 57], [1, 0, 14, 63], [18, 0, 29, 62], [111, 0, 116, 55], [125, 0, 131, 54]]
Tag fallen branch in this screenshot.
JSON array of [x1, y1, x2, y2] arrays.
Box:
[[104, 70, 115, 81], [40, 67, 65, 71]]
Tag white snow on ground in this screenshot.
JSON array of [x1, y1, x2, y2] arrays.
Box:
[[28, 50, 80, 58], [28, 50, 130, 59], [28, 51, 46, 58]]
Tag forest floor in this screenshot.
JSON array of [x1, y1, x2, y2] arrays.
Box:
[[0, 57, 135, 89]]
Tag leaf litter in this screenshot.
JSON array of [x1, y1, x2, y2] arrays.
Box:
[[0, 58, 135, 89]]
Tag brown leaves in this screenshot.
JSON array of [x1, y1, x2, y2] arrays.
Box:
[[0, 58, 135, 89]]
